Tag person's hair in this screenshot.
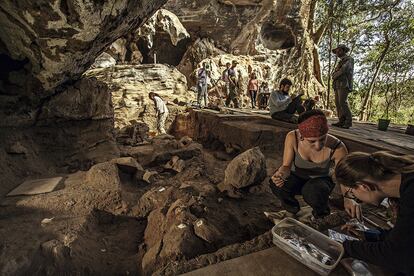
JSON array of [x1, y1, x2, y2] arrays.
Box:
[[226, 62, 231, 66], [334, 151, 414, 188], [298, 109, 325, 124], [149, 92, 162, 100], [279, 78, 292, 88]]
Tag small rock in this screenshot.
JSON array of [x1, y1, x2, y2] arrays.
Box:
[[143, 170, 158, 183], [6, 142, 27, 154], [91, 52, 116, 68], [65, 200, 76, 207], [112, 157, 143, 174], [41, 240, 70, 263], [179, 136, 193, 147], [41, 217, 54, 225], [177, 223, 187, 229], [200, 184, 217, 196], [164, 155, 185, 172], [179, 182, 192, 189], [217, 197, 223, 203], [193, 218, 222, 243]]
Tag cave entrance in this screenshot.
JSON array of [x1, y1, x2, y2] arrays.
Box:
[[137, 32, 191, 66], [260, 22, 296, 50]]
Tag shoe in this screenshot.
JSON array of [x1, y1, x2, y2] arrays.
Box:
[[332, 122, 343, 127], [339, 124, 352, 129]]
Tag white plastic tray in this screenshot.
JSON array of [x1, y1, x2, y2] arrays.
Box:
[[272, 217, 344, 275]]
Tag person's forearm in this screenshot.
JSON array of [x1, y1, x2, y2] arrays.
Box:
[[278, 165, 291, 175]]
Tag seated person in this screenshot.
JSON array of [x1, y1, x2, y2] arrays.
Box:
[[269, 78, 305, 123], [270, 109, 349, 221], [335, 151, 414, 275]]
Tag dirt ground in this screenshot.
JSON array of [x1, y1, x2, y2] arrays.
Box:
[[0, 134, 294, 275]]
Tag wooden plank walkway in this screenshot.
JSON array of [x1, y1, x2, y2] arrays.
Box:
[[215, 108, 414, 155], [182, 246, 348, 276]]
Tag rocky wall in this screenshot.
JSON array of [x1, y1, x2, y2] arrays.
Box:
[[0, 78, 119, 198], [84, 64, 195, 131], [0, 0, 167, 196], [167, 0, 324, 96]]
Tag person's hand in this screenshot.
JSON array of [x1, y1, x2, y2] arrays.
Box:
[[344, 198, 362, 220], [271, 170, 288, 187], [341, 224, 365, 240]]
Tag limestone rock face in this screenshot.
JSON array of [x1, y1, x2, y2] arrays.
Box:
[[139, 9, 190, 48], [91, 53, 117, 69], [85, 64, 194, 131], [224, 147, 266, 189], [164, 0, 265, 53], [0, 0, 166, 92], [105, 9, 190, 66], [38, 78, 113, 123], [177, 38, 226, 87], [167, 0, 323, 95]]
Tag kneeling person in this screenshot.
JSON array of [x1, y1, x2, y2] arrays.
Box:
[[270, 109, 348, 220]]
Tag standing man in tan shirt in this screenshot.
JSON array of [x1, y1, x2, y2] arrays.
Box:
[[332, 44, 354, 129]]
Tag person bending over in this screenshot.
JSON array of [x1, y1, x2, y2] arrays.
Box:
[[335, 151, 414, 275], [149, 92, 169, 134]]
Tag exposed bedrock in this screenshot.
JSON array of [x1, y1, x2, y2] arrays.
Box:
[[0, 0, 167, 195], [0, 77, 119, 197], [0, 0, 166, 96]]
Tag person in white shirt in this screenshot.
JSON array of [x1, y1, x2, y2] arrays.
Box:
[[149, 92, 169, 134]]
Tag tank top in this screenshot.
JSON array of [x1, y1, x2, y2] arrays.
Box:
[[291, 130, 341, 179]]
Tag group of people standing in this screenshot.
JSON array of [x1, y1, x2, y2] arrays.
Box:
[[221, 60, 272, 109]]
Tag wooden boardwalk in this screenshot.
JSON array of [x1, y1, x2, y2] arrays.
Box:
[[217, 108, 414, 155], [182, 246, 349, 276]]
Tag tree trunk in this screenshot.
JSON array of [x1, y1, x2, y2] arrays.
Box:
[[359, 34, 391, 121], [326, 0, 335, 109]]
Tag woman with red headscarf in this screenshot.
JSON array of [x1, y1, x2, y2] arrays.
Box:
[[270, 109, 353, 221]]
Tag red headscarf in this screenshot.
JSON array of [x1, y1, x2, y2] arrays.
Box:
[[298, 115, 329, 138]]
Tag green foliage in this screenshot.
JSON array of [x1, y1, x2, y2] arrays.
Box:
[[316, 0, 414, 124]]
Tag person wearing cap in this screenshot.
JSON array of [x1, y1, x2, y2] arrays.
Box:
[[269, 78, 305, 123], [225, 60, 240, 108], [332, 44, 354, 129], [270, 109, 350, 222]]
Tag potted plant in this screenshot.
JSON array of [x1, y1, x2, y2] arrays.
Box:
[[378, 108, 390, 131], [406, 124, 414, 135], [405, 112, 414, 135]]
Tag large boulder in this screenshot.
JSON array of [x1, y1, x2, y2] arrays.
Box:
[[224, 147, 266, 189]]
